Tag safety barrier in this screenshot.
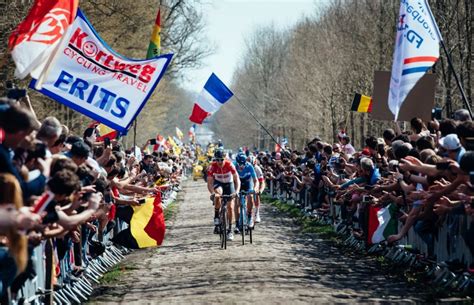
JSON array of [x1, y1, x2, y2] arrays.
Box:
[[13, 187, 179, 305], [266, 179, 474, 292]]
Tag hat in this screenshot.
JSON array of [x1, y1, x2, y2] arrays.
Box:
[[361, 148, 371, 156], [391, 140, 404, 152], [439, 134, 461, 150]]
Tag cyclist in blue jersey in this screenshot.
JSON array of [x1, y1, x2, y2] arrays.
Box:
[[234, 153, 259, 233]]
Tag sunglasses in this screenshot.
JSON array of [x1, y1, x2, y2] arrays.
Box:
[[215, 158, 224, 162]]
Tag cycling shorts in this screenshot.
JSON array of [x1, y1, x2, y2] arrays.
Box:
[[213, 181, 235, 196], [240, 179, 254, 193]]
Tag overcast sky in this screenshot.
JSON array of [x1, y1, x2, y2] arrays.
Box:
[[181, 0, 320, 93]]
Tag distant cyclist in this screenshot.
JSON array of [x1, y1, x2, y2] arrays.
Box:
[[250, 156, 265, 223], [207, 149, 240, 241], [234, 152, 259, 233]]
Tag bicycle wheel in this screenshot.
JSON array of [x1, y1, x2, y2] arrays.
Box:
[[221, 203, 227, 249], [249, 222, 253, 244], [240, 195, 246, 245]]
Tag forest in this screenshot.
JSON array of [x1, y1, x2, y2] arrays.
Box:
[[1, 0, 472, 150]]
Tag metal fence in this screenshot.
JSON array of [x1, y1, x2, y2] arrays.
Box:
[[267, 180, 474, 290], [12, 187, 179, 305]]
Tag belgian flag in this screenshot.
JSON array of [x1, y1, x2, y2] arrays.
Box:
[[351, 93, 373, 113], [113, 194, 165, 249]]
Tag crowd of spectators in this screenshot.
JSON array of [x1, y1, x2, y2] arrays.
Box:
[[257, 109, 474, 269], [0, 95, 191, 302]]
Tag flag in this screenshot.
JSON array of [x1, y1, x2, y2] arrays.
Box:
[[188, 124, 196, 142], [8, 0, 79, 79], [388, 0, 441, 120], [189, 73, 233, 124], [168, 136, 181, 155], [173, 136, 183, 147], [89, 121, 118, 141], [146, 9, 161, 59], [30, 10, 173, 134], [176, 127, 184, 140], [153, 134, 168, 152], [351, 93, 373, 113], [112, 194, 165, 249], [367, 204, 398, 244]]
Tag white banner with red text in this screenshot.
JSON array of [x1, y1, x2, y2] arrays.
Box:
[[31, 9, 172, 133]]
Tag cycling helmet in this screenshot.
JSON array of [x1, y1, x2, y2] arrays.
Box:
[[214, 149, 224, 159], [236, 153, 246, 165]]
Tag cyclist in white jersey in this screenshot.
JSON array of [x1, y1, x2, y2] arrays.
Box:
[[250, 156, 265, 223]]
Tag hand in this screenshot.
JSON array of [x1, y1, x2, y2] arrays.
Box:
[[85, 222, 97, 232], [16, 207, 42, 230], [404, 156, 423, 166], [87, 193, 101, 210], [387, 234, 402, 244], [36, 157, 52, 177], [81, 185, 96, 193], [433, 202, 452, 216], [399, 159, 414, 172], [129, 199, 140, 206]]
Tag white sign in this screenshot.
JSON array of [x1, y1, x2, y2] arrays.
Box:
[[31, 9, 172, 133]]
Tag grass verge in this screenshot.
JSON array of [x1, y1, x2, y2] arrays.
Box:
[[262, 194, 338, 241], [99, 265, 138, 285], [164, 200, 178, 221]]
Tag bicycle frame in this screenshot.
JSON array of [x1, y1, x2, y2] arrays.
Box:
[[238, 191, 253, 245], [218, 194, 233, 249]]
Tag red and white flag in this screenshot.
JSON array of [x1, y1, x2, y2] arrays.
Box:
[[153, 135, 169, 152], [8, 0, 78, 79]]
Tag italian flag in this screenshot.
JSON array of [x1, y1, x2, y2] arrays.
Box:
[[367, 203, 398, 244]]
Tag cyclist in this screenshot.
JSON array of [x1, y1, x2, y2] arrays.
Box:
[[250, 156, 265, 223], [234, 153, 259, 234], [207, 149, 240, 241]]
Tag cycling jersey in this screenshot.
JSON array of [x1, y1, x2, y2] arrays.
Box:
[[254, 164, 264, 182], [234, 162, 257, 182], [207, 160, 236, 183]]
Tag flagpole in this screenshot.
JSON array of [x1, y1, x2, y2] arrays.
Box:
[[424, 0, 472, 120], [439, 41, 473, 120], [133, 120, 137, 150], [233, 95, 281, 149]]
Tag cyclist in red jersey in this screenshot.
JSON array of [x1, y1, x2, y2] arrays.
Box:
[[207, 149, 240, 241]]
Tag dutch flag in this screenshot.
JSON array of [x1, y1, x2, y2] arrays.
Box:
[[189, 73, 233, 124]]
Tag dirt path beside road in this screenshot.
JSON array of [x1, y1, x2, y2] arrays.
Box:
[[90, 179, 425, 304]]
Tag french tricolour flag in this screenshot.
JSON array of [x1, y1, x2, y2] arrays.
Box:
[[189, 73, 233, 124]]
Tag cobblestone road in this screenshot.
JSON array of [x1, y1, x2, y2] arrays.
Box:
[[90, 179, 426, 304]]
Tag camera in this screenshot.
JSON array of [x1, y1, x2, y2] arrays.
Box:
[[6, 81, 26, 100], [436, 162, 450, 171], [465, 137, 474, 151], [362, 195, 372, 203], [149, 139, 157, 145], [432, 107, 442, 120], [104, 137, 111, 147]]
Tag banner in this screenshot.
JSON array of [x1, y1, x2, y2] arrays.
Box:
[[371, 71, 435, 122], [388, 0, 441, 120], [30, 9, 173, 133]]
